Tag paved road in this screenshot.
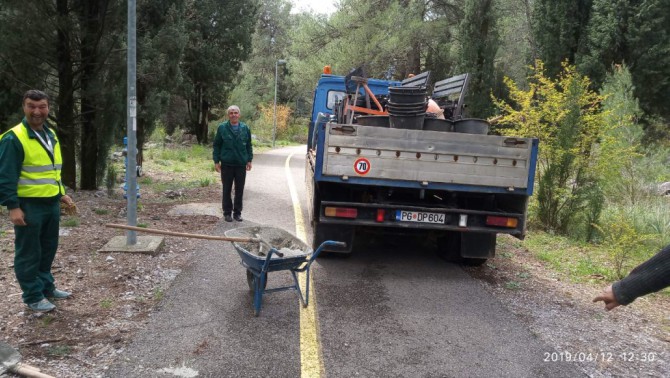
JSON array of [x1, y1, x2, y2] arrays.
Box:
[[108, 146, 583, 377]]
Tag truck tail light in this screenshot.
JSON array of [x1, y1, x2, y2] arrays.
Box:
[[486, 216, 518, 228], [376, 209, 385, 222], [325, 207, 357, 219]]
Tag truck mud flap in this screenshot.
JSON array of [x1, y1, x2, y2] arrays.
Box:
[[313, 223, 355, 254], [460, 232, 496, 259]]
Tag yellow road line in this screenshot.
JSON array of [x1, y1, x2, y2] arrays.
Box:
[[285, 153, 323, 378]]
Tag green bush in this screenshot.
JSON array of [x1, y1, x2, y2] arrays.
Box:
[[106, 163, 118, 197]]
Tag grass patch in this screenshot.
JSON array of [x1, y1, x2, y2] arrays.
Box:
[[100, 298, 113, 309], [137, 223, 148, 228], [94, 208, 109, 215], [517, 272, 530, 279], [39, 315, 54, 327], [522, 230, 657, 283], [138, 143, 216, 197], [153, 288, 164, 301], [46, 345, 72, 357], [505, 281, 522, 290], [62, 218, 80, 227]]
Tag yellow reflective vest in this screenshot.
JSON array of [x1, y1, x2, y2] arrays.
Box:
[[9, 122, 64, 198]]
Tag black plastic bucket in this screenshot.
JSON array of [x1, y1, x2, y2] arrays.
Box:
[[389, 113, 426, 130], [356, 115, 390, 127], [389, 87, 427, 104], [387, 103, 427, 114], [423, 118, 454, 132], [453, 118, 490, 134]]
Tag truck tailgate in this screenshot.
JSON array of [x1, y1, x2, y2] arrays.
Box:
[[323, 124, 537, 190]]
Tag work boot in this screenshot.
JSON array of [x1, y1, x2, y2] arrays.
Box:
[[233, 214, 243, 222], [47, 289, 72, 300], [27, 299, 56, 312], [224, 215, 233, 222]]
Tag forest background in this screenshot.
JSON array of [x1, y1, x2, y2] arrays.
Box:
[[0, 0, 668, 282]]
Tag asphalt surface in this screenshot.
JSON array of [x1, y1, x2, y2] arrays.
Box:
[[107, 145, 584, 377]]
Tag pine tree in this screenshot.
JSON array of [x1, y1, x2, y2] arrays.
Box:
[[456, 0, 500, 118], [579, 0, 670, 141], [532, 0, 592, 77]]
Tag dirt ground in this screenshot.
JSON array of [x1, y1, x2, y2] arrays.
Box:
[[0, 164, 668, 377], [0, 170, 223, 377]]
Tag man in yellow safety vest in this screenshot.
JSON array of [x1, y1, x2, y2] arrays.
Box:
[[0, 90, 76, 312]]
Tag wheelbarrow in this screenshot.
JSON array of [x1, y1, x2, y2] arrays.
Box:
[[106, 224, 344, 316], [224, 226, 344, 316]]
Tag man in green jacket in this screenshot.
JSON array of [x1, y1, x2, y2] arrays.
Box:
[[0, 90, 75, 312], [212, 105, 253, 222]]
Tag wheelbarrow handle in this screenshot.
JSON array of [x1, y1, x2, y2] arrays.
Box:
[[326, 241, 347, 248], [309, 240, 347, 263]]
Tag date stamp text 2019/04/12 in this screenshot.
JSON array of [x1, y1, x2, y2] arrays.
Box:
[[544, 351, 661, 363]]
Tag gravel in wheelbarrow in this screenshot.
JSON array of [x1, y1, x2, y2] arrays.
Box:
[[224, 226, 344, 316]]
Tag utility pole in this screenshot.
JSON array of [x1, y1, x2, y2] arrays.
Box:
[[126, 0, 138, 245]]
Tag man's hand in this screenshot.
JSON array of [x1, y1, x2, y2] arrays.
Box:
[[9, 208, 26, 226], [246, 161, 252, 171], [593, 285, 621, 311], [215, 162, 221, 173], [61, 195, 74, 207], [60, 195, 78, 216]]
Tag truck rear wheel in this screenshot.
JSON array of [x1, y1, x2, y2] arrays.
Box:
[[312, 223, 354, 255]]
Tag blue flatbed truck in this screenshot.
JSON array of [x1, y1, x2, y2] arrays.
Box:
[[306, 72, 538, 264]]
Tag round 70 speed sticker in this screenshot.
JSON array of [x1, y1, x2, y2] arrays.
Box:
[[354, 157, 371, 175]]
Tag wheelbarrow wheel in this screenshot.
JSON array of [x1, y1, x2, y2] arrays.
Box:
[[246, 269, 267, 293]]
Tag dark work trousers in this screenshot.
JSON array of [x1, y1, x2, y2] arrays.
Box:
[[14, 200, 60, 304], [221, 165, 247, 216]]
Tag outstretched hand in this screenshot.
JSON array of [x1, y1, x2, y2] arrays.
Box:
[[593, 285, 621, 311]]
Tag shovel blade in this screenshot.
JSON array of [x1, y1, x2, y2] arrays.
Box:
[[0, 341, 21, 373]]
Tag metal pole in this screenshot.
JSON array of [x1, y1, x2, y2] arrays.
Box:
[[126, 0, 138, 245], [272, 61, 278, 148], [272, 59, 286, 148]]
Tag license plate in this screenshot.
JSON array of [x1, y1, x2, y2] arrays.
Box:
[[395, 210, 445, 224]]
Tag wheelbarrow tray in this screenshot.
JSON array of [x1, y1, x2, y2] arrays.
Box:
[[225, 226, 312, 272]]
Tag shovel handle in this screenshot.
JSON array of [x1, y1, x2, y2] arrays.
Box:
[[12, 363, 56, 378], [105, 223, 260, 243]]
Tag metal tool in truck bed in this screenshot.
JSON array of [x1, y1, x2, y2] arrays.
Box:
[[305, 68, 538, 264]]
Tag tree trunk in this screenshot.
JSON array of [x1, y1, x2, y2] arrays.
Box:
[[56, 0, 77, 190], [194, 84, 209, 144], [199, 98, 209, 144], [79, 0, 103, 190]]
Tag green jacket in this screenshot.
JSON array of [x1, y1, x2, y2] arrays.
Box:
[[612, 244, 670, 305], [0, 119, 63, 210], [212, 120, 253, 166]]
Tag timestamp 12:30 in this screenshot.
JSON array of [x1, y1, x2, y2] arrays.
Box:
[[544, 351, 658, 363]]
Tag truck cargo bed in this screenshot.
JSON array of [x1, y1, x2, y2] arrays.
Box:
[[321, 124, 537, 194]]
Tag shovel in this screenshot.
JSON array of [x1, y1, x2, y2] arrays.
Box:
[[105, 224, 283, 257], [0, 341, 56, 378]]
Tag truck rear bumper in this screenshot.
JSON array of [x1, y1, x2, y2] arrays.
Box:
[[318, 200, 525, 236]]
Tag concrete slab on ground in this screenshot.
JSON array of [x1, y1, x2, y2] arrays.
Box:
[[98, 235, 165, 256], [167, 203, 222, 218]]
